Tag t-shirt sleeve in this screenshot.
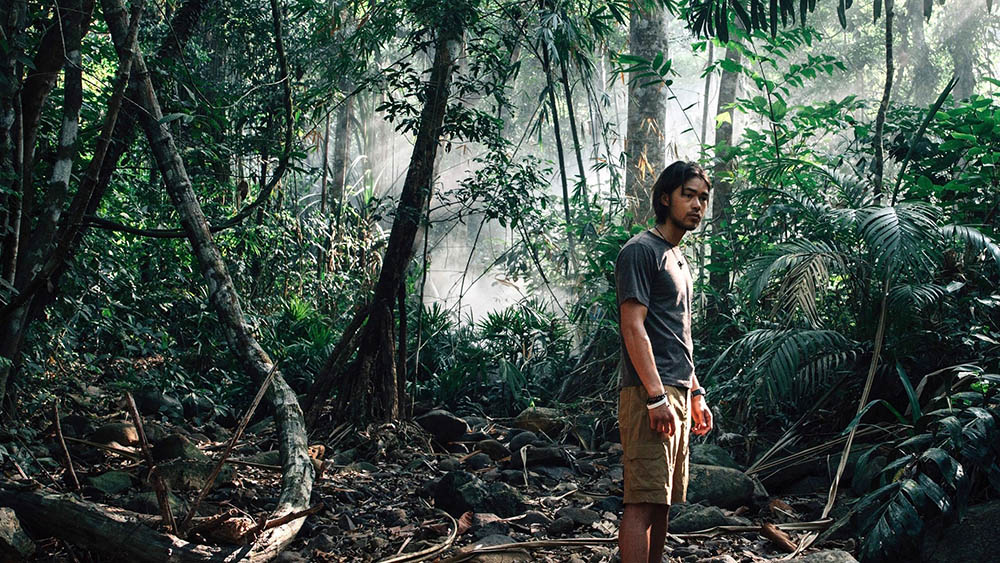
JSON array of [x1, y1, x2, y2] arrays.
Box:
[[615, 243, 656, 308]]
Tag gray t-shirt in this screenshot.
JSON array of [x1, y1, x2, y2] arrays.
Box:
[[615, 230, 694, 389]]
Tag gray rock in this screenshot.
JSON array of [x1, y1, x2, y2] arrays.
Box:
[[921, 500, 1000, 563], [546, 516, 575, 535], [439, 457, 461, 472], [513, 407, 564, 436], [556, 507, 600, 525], [181, 392, 215, 420], [507, 446, 568, 469], [669, 504, 734, 533], [507, 431, 539, 455], [87, 471, 133, 495], [789, 550, 858, 563], [687, 464, 754, 509], [134, 389, 184, 421], [157, 460, 234, 490], [416, 410, 470, 443], [690, 444, 740, 470], [697, 556, 738, 563], [477, 439, 511, 461], [152, 434, 208, 462], [468, 534, 530, 563], [465, 453, 492, 470], [58, 414, 93, 438], [594, 496, 624, 514], [273, 552, 309, 563], [433, 471, 524, 517], [124, 491, 186, 514], [0, 507, 35, 560], [462, 431, 492, 442], [517, 510, 553, 527], [533, 465, 575, 480], [307, 533, 338, 553]]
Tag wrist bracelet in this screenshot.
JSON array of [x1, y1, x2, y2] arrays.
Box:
[[691, 387, 706, 398], [646, 397, 668, 410], [645, 392, 667, 405]]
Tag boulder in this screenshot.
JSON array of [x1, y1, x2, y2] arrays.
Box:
[[507, 431, 539, 455], [157, 460, 234, 490], [87, 471, 133, 495], [690, 443, 740, 470], [58, 414, 94, 438], [152, 434, 208, 462], [464, 453, 492, 470], [789, 550, 858, 563], [507, 446, 568, 469], [90, 422, 139, 446], [513, 407, 564, 436], [124, 491, 186, 514], [555, 507, 600, 526], [668, 503, 736, 533], [546, 516, 575, 535], [134, 389, 184, 421], [246, 450, 281, 465], [433, 471, 525, 517], [416, 410, 469, 443], [467, 534, 530, 562], [921, 500, 1000, 563], [0, 507, 35, 560], [476, 439, 511, 461], [687, 464, 754, 509], [181, 392, 215, 420]]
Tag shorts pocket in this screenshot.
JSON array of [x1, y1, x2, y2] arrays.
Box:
[[625, 443, 669, 494]]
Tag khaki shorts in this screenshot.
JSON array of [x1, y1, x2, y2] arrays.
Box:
[[618, 385, 690, 505]]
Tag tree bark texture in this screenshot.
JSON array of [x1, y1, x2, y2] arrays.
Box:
[[709, 46, 740, 299], [624, 6, 669, 225], [102, 0, 314, 553], [873, 0, 895, 200], [312, 25, 463, 425], [0, 0, 209, 415]]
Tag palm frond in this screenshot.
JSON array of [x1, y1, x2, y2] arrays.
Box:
[[940, 225, 1000, 269], [710, 328, 858, 405], [745, 239, 849, 325], [859, 203, 941, 272], [887, 283, 949, 312]]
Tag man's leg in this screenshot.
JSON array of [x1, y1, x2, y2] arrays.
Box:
[[619, 502, 669, 563]]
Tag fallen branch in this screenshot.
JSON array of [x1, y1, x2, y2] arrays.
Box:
[[180, 362, 279, 533], [762, 522, 797, 552], [53, 401, 80, 490], [377, 510, 458, 563], [126, 392, 176, 534]]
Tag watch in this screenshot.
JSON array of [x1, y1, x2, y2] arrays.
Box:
[[691, 387, 706, 398]]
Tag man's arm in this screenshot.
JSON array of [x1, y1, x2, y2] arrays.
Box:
[[690, 373, 713, 436], [620, 299, 677, 436]]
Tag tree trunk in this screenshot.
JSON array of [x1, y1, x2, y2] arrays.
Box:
[[309, 23, 464, 425], [102, 0, 313, 551], [0, 0, 208, 415], [624, 6, 669, 225], [873, 0, 895, 200], [326, 91, 352, 270], [540, 46, 574, 254], [559, 57, 587, 205], [708, 45, 740, 301]]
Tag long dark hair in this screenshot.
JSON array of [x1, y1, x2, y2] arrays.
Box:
[[651, 161, 712, 224]]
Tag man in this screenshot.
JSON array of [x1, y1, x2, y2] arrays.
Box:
[[616, 161, 714, 563]]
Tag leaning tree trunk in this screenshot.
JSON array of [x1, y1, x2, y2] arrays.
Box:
[[624, 5, 669, 225], [308, 22, 464, 425], [102, 0, 313, 557], [708, 45, 740, 303]]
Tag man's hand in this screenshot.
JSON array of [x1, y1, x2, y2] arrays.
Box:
[[648, 403, 677, 437], [692, 397, 713, 436]]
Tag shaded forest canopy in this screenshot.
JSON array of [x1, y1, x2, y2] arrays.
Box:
[[0, 0, 999, 561]]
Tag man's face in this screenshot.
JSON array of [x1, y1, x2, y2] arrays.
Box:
[[660, 177, 710, 231]]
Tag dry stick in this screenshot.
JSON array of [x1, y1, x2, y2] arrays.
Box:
[[762, 522, 797, 553], [376, 510, 458, 563], [64, 436, 141, 460], [437, 520, 835, 563], [125, 392, 176, 534], [179, 361, 279, 532], [258, 503, 324, 532], [53, 400, 80, 490]]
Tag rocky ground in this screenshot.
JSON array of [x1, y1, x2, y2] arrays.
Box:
[[0, 386, 872, 562]]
